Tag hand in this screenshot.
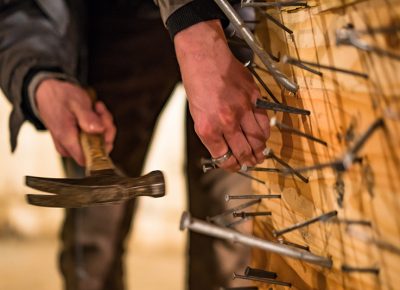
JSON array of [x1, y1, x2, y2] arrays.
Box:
[[35, 79, 116, 166], [174, 20, 270, 171]]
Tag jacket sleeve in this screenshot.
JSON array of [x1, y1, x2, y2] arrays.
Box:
[[0, 0, 77, 151], [156, 0, 229, 38]]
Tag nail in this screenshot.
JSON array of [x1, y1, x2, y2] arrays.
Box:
[[180, 212, 333, 267], [282, 157, 363, 174], [208, 199, 262, 224], [214, 0, 299, 93], [241, 0, 308, 9], [257, 8, 293, 34], [277, 237, 310, 251], [327, 218, 372, 227], [341, 265, 379, 275], [245, 266, 278, 279], [273, 210, 338, 237], [263, 147, 309, 183], [241, 164, 282, 173], [282, 55, 323, 76], [343, 118, 384, 169], [256, 98, 311, 116], [233, 211, 272, 218], [336, 24, 400, 61], [233, 273, 291, 287], [245, 61, 281, 104], [270, 117, 327, 146], [282, 55, 368, 79], [225, 194, 281, 201]]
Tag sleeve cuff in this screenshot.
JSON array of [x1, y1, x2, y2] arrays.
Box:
[[166, 0, 229, 39], [22, 68, 78, 129]]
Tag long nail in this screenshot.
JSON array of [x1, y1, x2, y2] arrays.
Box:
[[270, 117, 327, 146], [233, 211, 272, 218], [245, 61, 281, 104], [282, 157, 363, 174], [341, 265, 379, 275], [180, 212, 333, 267], [263, 147, 309, 183], [336, 24, 400, 61], [256, 98, 311, 116], [233, 273, 291, 287], [214, 0, 299, 93], [257, 8, 293, 34], [241, 164, 282, 173], [277, 237, 310, 251], [273, 210, 338, 237], [282, 55, 323, 76], [241, 0, 308, 9], [245, 266, 277, 279], [343, 118, 384, 169], [327, 218, 372, 227], [225, 194, 281, 201], [282, 55, 368, 79], [208, 199, 261, 224]]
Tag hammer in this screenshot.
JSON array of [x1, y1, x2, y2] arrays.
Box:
[[25, 95, 165, 208]]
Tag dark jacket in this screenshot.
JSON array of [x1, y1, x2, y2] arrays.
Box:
[[0, 0, 226, 151]]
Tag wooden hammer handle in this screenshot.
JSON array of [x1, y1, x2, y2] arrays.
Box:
[[80, 88, 115, 174]]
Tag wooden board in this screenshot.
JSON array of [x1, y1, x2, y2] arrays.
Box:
[[250, 1, 400, 289]]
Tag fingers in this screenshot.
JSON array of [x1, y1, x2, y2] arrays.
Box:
[[194, 122, 239, 171], [224, 124, 258, 167], [240, 111, 268, 164], [69, 94, 104, 134], [254, 108, 270, 139], [95, 101, 117, 153], [51, 123, 85, 166]]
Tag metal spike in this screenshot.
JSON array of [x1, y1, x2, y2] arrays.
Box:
[[233, 211, 272, 218], [208, 199, 261, 225], [273, 210, 338, 237], [341, 265, 379, 275], [233, 272, 291, 287], [256, 99, 311, 115], [241, 0, 308, 9], [245, 266, 278, 279], [225, 194, 281, 201]]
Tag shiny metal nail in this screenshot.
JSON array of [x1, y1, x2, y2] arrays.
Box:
[[341, 265, 379, 275], [225, 194, 281, 201], [240, 164, 282, 173], [281, 157, 362, 174], [208, 199, 261, 225], [270, 117, 327, 146], [277, 237, 310, 251], [336, 24, 400, 61], [327, 218, 372, 227], [257, 8, 293, 34], [282, 55, 368, 79], [245, 61, 281, 104], [233, 211, 272, 218], [256, 99, 311, 115], [282, 55, 323, 76], [180, 212, 333, 267], [273, 210, 338, 237], [214, 0, 299, 93], [233, 272, 291, 287], [245, 266, 277, 279], [263, 147, 309, 183], [241, 0, 308, 9]]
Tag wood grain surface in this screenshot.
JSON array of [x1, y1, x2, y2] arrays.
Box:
[[249, 1, 400, 289]]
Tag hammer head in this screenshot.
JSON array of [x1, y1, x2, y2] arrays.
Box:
[[26, 170, 165, 208]]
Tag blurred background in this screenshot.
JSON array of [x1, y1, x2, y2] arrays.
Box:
[[0, 85, 187, 290]]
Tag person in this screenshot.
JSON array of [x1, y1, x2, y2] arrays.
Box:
[[0, 0, 269, 289]]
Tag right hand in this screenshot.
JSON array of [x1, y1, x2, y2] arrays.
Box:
[[35, 79, 116, 166]]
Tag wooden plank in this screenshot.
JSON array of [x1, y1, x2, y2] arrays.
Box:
[[250, 1, 400, 289]]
